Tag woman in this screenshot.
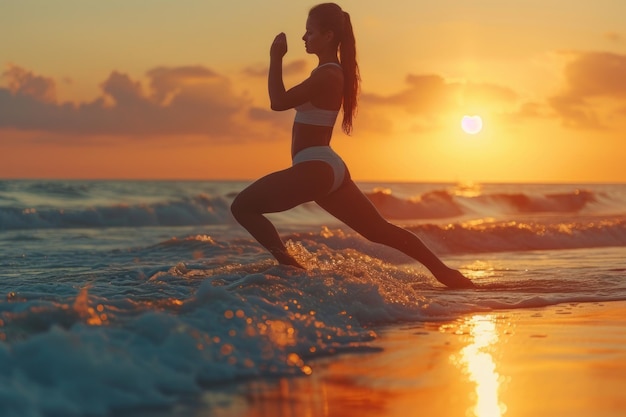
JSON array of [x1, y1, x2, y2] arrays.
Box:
[[231, 3, 474, 289]]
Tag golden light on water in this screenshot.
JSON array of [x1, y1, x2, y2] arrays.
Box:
[[453, 315, 506, 417]]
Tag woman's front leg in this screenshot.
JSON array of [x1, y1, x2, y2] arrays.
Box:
[[231, 162, 333, 267], [234, 210, 304, 268]]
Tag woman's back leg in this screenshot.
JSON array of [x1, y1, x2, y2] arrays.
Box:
[[316, 181, 474, 288]]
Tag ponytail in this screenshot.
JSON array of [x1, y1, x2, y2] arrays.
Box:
[[339, 11, 360, 135], [309, 3, 360, 135]]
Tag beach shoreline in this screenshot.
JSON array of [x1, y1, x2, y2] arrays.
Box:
[[189, 300, 626, 417]]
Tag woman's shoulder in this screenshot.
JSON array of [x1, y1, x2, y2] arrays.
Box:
[[314, 62, 342, 71], [309, 62, 343, 84]]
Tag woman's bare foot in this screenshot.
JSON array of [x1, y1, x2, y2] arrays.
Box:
[[273, 250, 306, 269], [434, 268, 475, 289]]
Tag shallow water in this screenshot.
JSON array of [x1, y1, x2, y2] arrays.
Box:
[[1, 180, 625, 416]]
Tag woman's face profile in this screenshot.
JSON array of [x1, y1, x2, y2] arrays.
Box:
[[302, 17, 331, 54]]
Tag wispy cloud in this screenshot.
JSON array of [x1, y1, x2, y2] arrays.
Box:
[[604, 31, 623, 43], [549, 51, 626, 129], [242, 59, 308, 78], [363, 74, 517, 114], [359, 73, 520, 134]]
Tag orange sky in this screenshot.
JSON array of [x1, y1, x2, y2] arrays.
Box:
[[1, 1, 626, 182]]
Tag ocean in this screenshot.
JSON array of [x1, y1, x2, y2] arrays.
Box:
[[1, 179, 625, 417]]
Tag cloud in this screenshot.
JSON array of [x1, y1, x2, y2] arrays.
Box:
[[604, 32, 623, 43], [146, 66, 219, 103], [3, 64, 56, 102], [363, 74, 454, 115], [243, 59, 308, 78], [502, 101, 554, 125], [0, 64, 292, 141], [549, 51, 626, 129], [248, 106, 293, 128], [515, 102, 549, 118], [548, 95, 603, 129], [562, 52, 626, 97], [363, 74, 517, 115], [462, 82, 518, 104], [100, 71, 144, 107], [359, 74, 519, 133]]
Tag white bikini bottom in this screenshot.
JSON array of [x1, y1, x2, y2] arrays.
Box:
[[292, 146, 347, 193]]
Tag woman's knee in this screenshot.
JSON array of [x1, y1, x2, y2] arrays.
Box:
[[230, 191, 254, 220]]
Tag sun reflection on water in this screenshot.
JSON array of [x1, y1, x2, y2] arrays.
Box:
[[453, 315, 506, 417]]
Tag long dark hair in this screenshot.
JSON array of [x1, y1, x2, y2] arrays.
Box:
[[309, 3, 360, 135]]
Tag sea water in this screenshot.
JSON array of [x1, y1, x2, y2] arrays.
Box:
[[1, 180, 625, 416]]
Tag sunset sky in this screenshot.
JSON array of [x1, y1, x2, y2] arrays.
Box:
[[1, 0, 626, 183]]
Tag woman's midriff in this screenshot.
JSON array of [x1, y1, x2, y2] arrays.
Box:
[[291, 123, 334, 158]]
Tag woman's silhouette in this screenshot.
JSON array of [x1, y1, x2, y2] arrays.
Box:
[[231, 3, 474, 289]]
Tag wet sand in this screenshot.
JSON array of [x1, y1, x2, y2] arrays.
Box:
[[196, 301, 626, 417]]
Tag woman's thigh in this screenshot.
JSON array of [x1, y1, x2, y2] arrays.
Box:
[[234, 161, 334, 214]]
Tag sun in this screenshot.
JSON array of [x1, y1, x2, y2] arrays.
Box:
[[461, 115, 483, 135]]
